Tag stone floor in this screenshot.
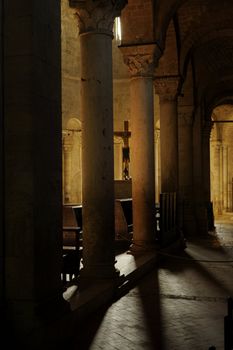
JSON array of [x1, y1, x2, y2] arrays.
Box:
[[65, 215, 233, 350]]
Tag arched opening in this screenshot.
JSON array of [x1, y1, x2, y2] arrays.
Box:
[[210, 104, 233, 221]]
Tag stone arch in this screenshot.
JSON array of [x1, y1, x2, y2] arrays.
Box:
[[210, 103, 233, 214], [156, 18, 179, 77], [154, 0, 188, 49], [180, 18, 233, 77], [203, 76, 233, 120], [66, 117, 82, 131]]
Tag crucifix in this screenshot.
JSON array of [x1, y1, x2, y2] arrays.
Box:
[[114, 120, 131, 180]]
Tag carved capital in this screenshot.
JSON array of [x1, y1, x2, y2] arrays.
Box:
[[154, 76, 180, 102], [69, 0, 127, 35], [119, 44, 162, 77]]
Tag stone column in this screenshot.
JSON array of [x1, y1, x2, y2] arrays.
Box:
[[202, 121, 214, 230], [154, 76, 180, 193], [202, 122, 213, 203], [178, 106, 197, 236], [154, 129, 161, 204], [223, 145, 229, 211], [212, 140, 222, 215], [120, 44, 161, 252], [0, 0, 4, 319], [3, 0, 68, 341], [70, 0, 127, 278], [62, 132, 74, 204], [193, 107, 208, 234]]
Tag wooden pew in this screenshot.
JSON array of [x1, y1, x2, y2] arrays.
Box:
[[62, 199, 133, 267], [72, 205, 83, 246], [156, 192, 178, 247], [117, 198, 133, 235], [114, 198, 133, 250], [62, 206, 82, 285]]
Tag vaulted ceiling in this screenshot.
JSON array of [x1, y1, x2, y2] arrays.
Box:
[[121, 0, 233, 115]]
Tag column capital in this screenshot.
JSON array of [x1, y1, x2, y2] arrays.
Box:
[[154, 75, 180, 102], [69, 0, 127, 36], [119, 43, 162, 77]]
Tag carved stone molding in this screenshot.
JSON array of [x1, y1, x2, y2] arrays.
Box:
[[119, 44, 162, 77], [69, 0, 127, 35], [154, 76, 180, 102]]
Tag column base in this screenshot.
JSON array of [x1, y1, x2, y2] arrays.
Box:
[[129, 240, 158, 255], [78, 263, 120, 283]]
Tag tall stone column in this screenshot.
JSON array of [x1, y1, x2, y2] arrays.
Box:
[[62, 132, 74, 204], [193, 107, 208, 234], [212, 140, 222, 215], [120, 44, 161, 252], [70, 0, 127, 278], [202, 122, 213, 202], [178, 106, 197, 236], [114, 136, 124, 180], [202, 121, 214, 230], [0, 0, 4, 320], [223, 145, 229, 211], [155, 129, 161, 204], [3, 0, 68, 342], [154, 76, 180, 193]]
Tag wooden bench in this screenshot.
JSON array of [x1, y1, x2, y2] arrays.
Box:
[[156, 192, 178, 247], [115, 198, 133, 249], [117, 198, 133, 235], [62, 206, 82, 285]]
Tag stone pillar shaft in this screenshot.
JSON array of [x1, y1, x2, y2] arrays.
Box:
[[193, 107, 208, 234], [131, 76, 156, 246], [120, 44, 161, 251], [155, 130, 161, 203], [154, 77, 179, 193], [212, 141, 222, 215], [71, 0, 127, 277], [202, 122, 213, 203], [3, 0, 68, 338], [223, 145, 228, 211], [179, 112, 193, 198], [160, 99, 178, 192], [178, 106, 196, 236], [80, 32, 115, 277], [63, 133, 73, 204], [0, 0, 4, 318]]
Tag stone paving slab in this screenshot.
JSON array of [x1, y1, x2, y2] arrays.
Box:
[[66, 222, 233, 349]]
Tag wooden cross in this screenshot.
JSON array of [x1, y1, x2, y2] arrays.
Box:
[[114, 120, 131, 147], [114, 120, 131, 180]]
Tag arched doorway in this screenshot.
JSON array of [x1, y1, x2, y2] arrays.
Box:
[[210, 104, 233, 221]]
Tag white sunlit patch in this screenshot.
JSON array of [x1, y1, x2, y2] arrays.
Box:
[[114, 17, 122, 43]]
